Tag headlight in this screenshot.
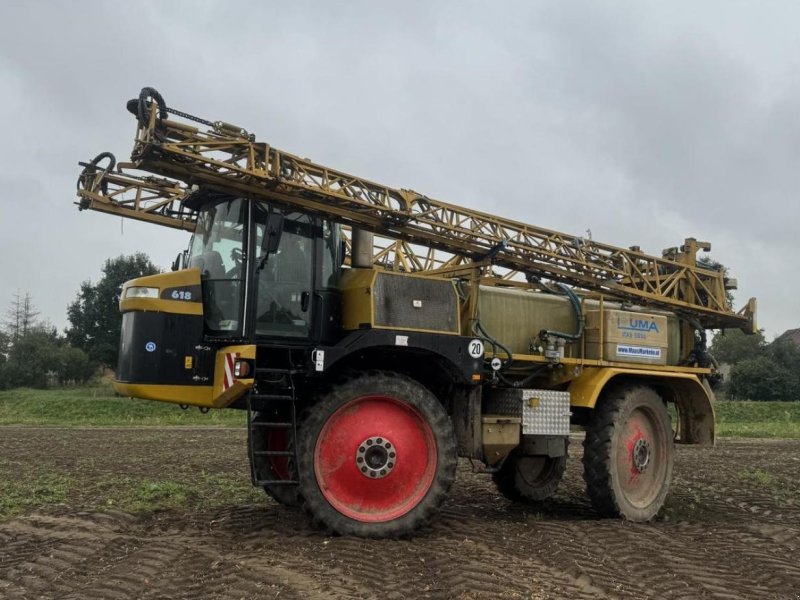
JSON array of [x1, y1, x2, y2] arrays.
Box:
[[125, 286, 159, 299]]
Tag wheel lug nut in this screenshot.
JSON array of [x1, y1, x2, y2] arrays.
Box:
[[376, 438, 383, 444], [389, 452, 396, 458], [357, 457, 363, 464]]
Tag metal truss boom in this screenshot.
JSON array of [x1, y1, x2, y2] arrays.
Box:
[[76, 88, 756, 331]]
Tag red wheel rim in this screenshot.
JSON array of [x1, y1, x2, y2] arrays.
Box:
[[314, 395, 437, 523], [616, 406, 668, 508]]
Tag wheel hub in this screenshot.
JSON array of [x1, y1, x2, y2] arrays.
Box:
[[632, 438, 651, 473], [356, 436, 396, 479]]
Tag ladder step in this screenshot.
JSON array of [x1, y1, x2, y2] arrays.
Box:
[[250, 393, 295, 401], [256, 479, 299, 486], [250, 421, 293, 428], [256, 367, 303, 375], [252, 450, 295, 457]]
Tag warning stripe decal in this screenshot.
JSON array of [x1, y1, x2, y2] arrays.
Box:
[[223, 352, 238, 391]]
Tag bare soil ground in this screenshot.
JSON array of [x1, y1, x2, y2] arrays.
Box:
[[1, 428, 799, 599]]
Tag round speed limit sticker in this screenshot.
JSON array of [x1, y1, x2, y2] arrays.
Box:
[[468, 339, 484, 359]]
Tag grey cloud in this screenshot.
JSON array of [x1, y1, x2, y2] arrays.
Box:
[[0, 0, 796, 337]]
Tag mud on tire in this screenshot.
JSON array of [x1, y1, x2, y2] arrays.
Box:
[[583, 384, 674, 521], [297, 371, 457, 538]]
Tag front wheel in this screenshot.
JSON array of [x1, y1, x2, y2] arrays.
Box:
[[583, 385, 674, 521], [297, 371, 457, 538]]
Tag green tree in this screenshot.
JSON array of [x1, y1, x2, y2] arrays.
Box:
[[727, 356, 798, 401], [0, 326, 60, 389], [5, 291, 39, 342], [768, 337, 800, 371], [709, 329, 766, 365], [697, 255, 734, 306], [55, 346, 94, 385], [0, 330, 8, 367], [65, 253, 159, 367]]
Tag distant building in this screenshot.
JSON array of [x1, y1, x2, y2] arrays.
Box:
[[776, 328, 800, 345]]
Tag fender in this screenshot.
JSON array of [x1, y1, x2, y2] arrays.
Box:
[[314, 329, 484, 385], [569, 367, 715, 446]]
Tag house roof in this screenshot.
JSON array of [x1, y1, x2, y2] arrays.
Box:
[[777, 328, 800, 345]]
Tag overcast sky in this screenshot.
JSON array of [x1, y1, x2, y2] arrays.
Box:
[[0, 1, 797, 337]]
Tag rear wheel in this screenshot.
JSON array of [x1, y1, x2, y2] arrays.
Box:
[[583, 385, 673, 521], [297, 371, 457, 538], [493, 449, 566, 503]]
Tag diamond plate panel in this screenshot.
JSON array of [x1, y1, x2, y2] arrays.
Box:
[[482, 389, 523, 417], [483, 388, 571, 436], [520, 389, 571, 436]]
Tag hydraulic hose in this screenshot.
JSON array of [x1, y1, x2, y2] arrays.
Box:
[[473, 319, 515, 371], [77, 151, 116, 200], [538, 282, 585, 342], [136, 86, 168, 127]]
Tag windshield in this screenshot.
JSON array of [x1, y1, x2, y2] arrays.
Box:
[[188, 198, 246, 335]]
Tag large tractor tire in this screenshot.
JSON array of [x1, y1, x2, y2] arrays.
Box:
[[583, 385, 674, 521], [493, 449, 566, 504], [251, 413, 300, 508], [297, 371, 457, 538]]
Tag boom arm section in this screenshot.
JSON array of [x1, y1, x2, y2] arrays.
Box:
[[76, 88, 756, 332], [76, 152, 195, 231]]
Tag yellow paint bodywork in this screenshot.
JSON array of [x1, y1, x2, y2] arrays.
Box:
[[339, 268, 461, 335], [113, 344, 256, 409], [340, 269, 376, 330], [568, 366, 715, 445], [114, 382, 213, 406], [568, 367, 705, 408], [120, 269, 202, 315], [212, 344, 256, 407]]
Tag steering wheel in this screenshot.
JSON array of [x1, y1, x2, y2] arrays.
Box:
[[230, 247, 243, 267]]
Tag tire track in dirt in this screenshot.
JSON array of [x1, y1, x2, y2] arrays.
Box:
[[3, 429, 800, 599]]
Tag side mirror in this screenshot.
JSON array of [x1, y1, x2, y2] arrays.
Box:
[[263, 213, 284, 255]]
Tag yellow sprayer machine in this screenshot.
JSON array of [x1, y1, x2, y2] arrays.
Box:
[[76, 87, 756, 538]]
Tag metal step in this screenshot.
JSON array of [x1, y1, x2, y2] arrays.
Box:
[[250, 421, 293, 428], [255, 367, 303, 375], [246, 351, 300, 489], [256, 479, 299, 486], [250, 393, 294, 401]]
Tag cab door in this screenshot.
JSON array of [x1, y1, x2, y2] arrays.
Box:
[[252, 207, 315, 340]]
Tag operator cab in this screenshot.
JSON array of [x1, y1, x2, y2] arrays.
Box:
[[184, 195, 343, 344]]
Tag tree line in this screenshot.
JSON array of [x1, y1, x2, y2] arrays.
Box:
[[710, 329, 800, 401], [1, 252, 797, 400], [0, 254, 158, 389]]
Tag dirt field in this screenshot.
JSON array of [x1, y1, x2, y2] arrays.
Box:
[[1, 428, 799, 599]]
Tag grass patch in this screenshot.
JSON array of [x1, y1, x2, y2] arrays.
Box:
[[1, 386, 799, 439], [0, 471, 71, 519], [0, 385, 245, 427], [714, 401, 800, 439], [738, 468, 774, 486], [96, 474, 263, 514]]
